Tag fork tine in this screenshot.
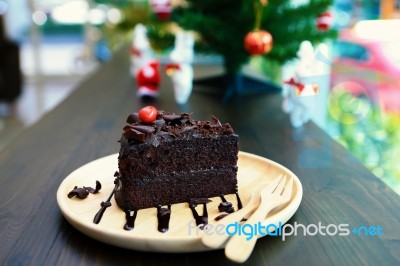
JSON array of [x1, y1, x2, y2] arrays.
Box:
[[282, 176, 293, 200], [264, 174, 284, 194], [273, 175, 287, 195]]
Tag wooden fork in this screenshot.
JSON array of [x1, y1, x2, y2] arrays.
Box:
[[224, 175, 293, 263], [201, 180, 270, 249]]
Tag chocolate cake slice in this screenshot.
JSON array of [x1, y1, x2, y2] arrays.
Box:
[[115, 109, 239, 210]]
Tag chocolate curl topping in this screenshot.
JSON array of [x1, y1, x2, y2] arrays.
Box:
[[122, 111, 234, 143], [84, 180, 102, 194], [131, 125, 155, 134], [154, 119, 166, 132], [123, 127, 146, 142], [182, 126, 197, 133], [68, 187, 89, 199], [123, 124, 155, 142], [156, 110, 164, 119], [163, 114, 182, 122], [212, 116, 222, 127], [222, 123, 234, 135], [67, 180, 102, 199], [126, 112, 140, 124]]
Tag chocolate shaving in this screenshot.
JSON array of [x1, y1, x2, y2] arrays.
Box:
[[222, 124, 234, 135], [180, 117, 189, 124], [123, 128, 146, 142], [84, 180, 102, 194], [212, 116, 222, 127], [68, 180, 102, 199], [68, 187, 89, 199], [126, 112, 140, 124], [153, 119, 165, 132], [156, 110, 164, 119], [131, 125, 155, 134], [122, 110, 235, 143], [182, 126, 197, 133], [163, 114, 182, 122]]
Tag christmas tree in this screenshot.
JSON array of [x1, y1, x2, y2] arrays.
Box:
[[171, 0, 337, 85], [108, 0, 337, 97]]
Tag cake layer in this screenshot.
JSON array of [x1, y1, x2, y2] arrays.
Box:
[[115, 169, 237, 210], [118, 135, 238, 179]]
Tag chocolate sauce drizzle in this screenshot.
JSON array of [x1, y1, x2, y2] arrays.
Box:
[[214, 213, 229, 221], [214, 192, 244, 221], [218, 194, 231, 213], [220, 194, 227, 203], [236, 192, 243, 210], [157, 205, 172, 233], [93, 186, 116, 224], [124, 209, 138, 230], [93, 188, 243, 232], [189, 202, 209, 229]]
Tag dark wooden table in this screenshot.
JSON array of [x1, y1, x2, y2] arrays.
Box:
[[1, 47, 399, 266]]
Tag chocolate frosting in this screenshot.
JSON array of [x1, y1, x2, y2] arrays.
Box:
[[122, 111, 235, 143]]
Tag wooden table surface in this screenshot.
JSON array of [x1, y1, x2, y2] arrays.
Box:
[[1, 48, 399, 266]]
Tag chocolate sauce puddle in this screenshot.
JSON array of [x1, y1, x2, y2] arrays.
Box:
[[214, 192, 244, 221], [157, 205, 171, 233], [93, 187, 116, 224], [124, 209, 138, 230]]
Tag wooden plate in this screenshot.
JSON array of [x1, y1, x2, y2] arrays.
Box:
[[57, 151, 302, 252]]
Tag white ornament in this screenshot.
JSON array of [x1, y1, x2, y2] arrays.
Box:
[[282, 40, 331, 128], [166, 31, 195, 105], [290, 0, 310, 8], [130, 24, 153, 77]]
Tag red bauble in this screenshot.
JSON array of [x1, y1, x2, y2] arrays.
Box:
[[150, 0, 171, 20], [316, 11, 333, 31], [244, 30, 273, 55]]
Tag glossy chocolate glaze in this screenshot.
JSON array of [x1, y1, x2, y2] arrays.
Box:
[[214, 192, 243, 221], [157, 205, 171, 233], [236, 192, 243, 210], [124, 209, 138, 230], [91, 181, 242, 233], [93, 186, 115, 224], [189, 202, 209, 229]]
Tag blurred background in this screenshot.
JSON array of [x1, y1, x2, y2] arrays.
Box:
[[0, 0, 399, 194]]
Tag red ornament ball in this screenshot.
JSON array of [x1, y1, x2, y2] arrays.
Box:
[[316, 11, 333, 31], [139, 106, 158, 123], [150, 0, 171, 20], [244, 30, 273, 55]]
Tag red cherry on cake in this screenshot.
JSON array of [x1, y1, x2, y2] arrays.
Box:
[[139, 106, 158, 123]]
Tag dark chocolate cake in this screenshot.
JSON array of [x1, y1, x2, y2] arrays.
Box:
[[115, 108, 239, 210]]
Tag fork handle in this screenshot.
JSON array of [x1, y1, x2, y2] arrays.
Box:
[[201, 203, 258, 249], [224, 205, 274, 263]]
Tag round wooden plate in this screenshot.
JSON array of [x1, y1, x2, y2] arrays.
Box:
[[57, 151, 303, 252]]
